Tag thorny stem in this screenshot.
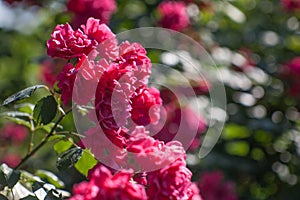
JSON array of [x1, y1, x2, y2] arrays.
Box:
[[14, 108, 72, 170]]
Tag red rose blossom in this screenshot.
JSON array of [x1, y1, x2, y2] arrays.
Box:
[[81, 17, 118, 61], [70, 165, 147, 200], [147, 157, 200, 200], [281, 0, 300, 12], [67, 0, 117, 28], [158, 1, 190, 31], [284, 57, 300, 75], [94, 41, 153, 147], [47, 23, 95, 59], [131, 86, 162, 126], [281, 57, 300, 97], [0, 123, 28, 144], [0, 154, 22, 168], [57, 63, 78, 105], [198, 171, 238, 200], [122, 126, 185, 171]]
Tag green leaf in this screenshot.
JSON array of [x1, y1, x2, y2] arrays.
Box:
[[33, 96, 58, 125], [7, 170, 20, 189], [2, 85, 47, 106], [14, 103, 35, 114], [0, 194, 8, 200], [53, 140, 73, 154], [45, 190, 62, 200], [41, 123, 63, 134], [3, 117, 31, 128], [0, 164, 20, 190], [0, 111, 30, 118], [75, 149, 98, 177], [0, 171, 7, 191], [56, 147, 83, 171], [20, 196, 39, 200], [48, 135, 66, 142], [35, 170, 64, 188], [0, 111, 31, 128]]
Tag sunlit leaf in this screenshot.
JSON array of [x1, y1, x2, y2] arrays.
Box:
[[35, 170, 64, 188], [2, 85, 47, 106], [75, 149, 97, 177], [53, 140, 73, 155]]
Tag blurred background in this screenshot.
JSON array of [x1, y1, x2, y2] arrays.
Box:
[[1, 0, 300, 199]]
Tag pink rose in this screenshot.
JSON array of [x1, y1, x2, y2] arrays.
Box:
[[147, 157, 198, 200], [70, 165, 147, 200], [81, 17, 118, 61], [198, 171, 238, 200], [67, 0, 117, 28], [0, 123, 28, 144], [281, 0, 300, 12], [158, 1, 190, 31], [124, 126, 185, 172], [0, 154, 22, 168], [131, 86, 162, 126], [57, 63, 78, 105], [47, 23, 94, 59]]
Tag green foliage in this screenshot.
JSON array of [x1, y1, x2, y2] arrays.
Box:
[[0, 194, 8, 200], [2, 85, 47, 106], [1, 0, 300, 199], [35, 170, 65, 188], [20, 196, 39, 200], [56, 147, 83, 171], [0, 164, 20, 190], [53, 140, 73, 155], [75, 149, 98, 177], [33, 96, 58, 125]]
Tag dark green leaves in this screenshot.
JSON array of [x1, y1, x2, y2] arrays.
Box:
[[31, 182, 63, 200], [33, 96, 58, 125], [56, 147, 83, 171], [32, 181, 44, 193], [0, 194, 8, 200], [0, 164, 20, 190], [44, 190, 62, 200], [7, 170, 20, 188], [0, 171, 7, 191], [20, 196, 39, 200], [2, 85, 47, 106]]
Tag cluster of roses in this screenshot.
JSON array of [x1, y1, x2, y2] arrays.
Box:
[[47, 17, 202, 199]]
